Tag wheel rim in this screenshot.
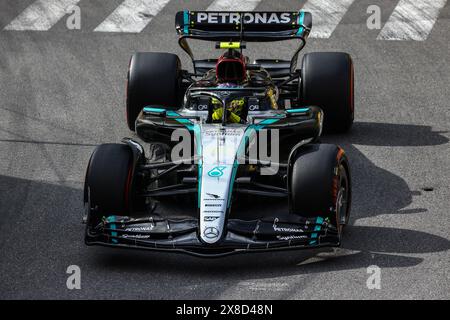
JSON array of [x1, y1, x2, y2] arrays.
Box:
[[336, 164, 349, 228]]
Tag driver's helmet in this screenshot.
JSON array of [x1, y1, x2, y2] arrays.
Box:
[[216, 49, 247, 83]]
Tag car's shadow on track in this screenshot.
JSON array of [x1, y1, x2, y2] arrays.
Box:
[[91, 122, 450, 276], [0, 174, 86, 297], [322, 121, 449, 220]]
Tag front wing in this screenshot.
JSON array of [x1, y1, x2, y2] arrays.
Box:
[[85, 213, 340, 257]]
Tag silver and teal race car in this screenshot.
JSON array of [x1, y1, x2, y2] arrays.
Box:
[[84, 10, 354, 257]]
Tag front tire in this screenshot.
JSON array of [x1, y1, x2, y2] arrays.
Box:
[[84, 143, 133, 226], [289, 144, 351, 229]]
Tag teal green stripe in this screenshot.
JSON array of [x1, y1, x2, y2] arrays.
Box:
[[197, 163, 202, 207], [297, 11, 305, 35], [166, 110, 179, 117], [143, 107, 166, 113], [227, 160, 239, 207], [310, 216, 324, 245], [183, 10, 189, 34], [286, 107, 310, 113], [106, 216, 118, 244], [314, 217, 324, 230], [176, 118, 191, 124], [188, 123, 202, 208]]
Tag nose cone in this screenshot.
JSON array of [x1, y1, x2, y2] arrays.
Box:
[[199, 125, 247, 244]]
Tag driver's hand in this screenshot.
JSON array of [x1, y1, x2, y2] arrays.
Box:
[[228, 111, 242, 123], [212, 107, 242, 123], [212, 107, 223, 121]]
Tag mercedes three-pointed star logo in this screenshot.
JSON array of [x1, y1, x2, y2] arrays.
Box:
[[203, 227, 220, 239]]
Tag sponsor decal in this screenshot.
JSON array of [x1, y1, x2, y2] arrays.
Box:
[[206, 192, 220, 199], [122, 234, 151, 239], [125, 226, 154, 232], [208, 166, 226, 177], [272, 218, 304, 233], [204, 129, 243, 137], [276, 235, 308, 241], [204, 216, 219, 222], [197, 104, 208, 111], [203, 227, 220, 239], [248, 104, 259, 111], [195, 12, 294, 25]]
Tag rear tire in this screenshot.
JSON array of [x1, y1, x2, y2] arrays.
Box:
[[301, 52, 354, 133], [289, 144, 351, 229], [126, 52, 182, 131], [84, 144, 133, 226]]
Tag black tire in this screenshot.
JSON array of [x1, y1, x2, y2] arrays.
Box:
[[289, 144, 351, 228], [126, 52, 182, 131], [84, 144, 133, 225], [301, 52, 354, 133]]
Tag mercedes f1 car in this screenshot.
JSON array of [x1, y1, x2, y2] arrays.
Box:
[[84, 10, 354, 257]]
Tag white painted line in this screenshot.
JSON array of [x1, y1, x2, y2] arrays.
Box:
[[302, 0, 355, 38], [377, 0, 447, 41], [94, 0, 171, 33], [4, 0, 81, 31], [207, 0, 261, 11]]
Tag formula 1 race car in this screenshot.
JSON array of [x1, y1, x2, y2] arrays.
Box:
[[84, 11, 354, 257]]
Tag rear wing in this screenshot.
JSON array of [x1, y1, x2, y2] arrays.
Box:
[[175, 11, 312, 41], [175, 11, 312, 74]]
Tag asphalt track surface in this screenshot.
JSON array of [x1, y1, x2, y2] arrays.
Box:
[[0, 0, 449, 299]]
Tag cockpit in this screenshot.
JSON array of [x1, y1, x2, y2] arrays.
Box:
[[185, 44, 281, 124], [186, 86, 279, 124]]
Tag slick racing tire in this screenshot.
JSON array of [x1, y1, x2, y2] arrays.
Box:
[[301, 52, 354, 133], [126, 52, 182, 131], [289, 144, 351, 229], [84, 143, 133, 226]]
